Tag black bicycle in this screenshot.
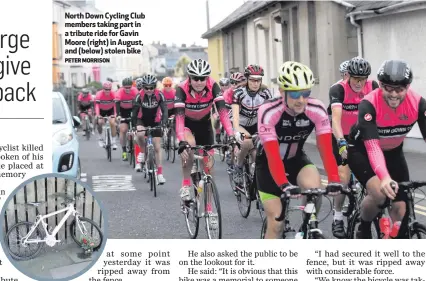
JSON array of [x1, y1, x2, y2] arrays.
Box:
[[164, 116, 176, 163], [261, 184, 348, 239], [140, 126, 163, 197], [228, 134, 264, 220], [347, 180, 426, 239]]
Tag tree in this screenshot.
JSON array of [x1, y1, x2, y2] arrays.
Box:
[[174, 55, 192, 77]]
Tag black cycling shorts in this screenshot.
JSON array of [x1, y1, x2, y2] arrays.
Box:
[[119, 108, 132, 124], [347, 143, 409, 202], [242, 124, 257, 136], [99, 108, 114, 117], [332, 135, 349, 166], [185, 118, 213, 146], [255, 150, 314, 200], [136, 120, 163, 138]]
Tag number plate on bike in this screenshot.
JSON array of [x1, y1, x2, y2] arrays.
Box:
[[304, 203, 316, 214]]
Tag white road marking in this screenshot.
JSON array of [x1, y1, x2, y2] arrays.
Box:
[[92, 175, 136, 192]]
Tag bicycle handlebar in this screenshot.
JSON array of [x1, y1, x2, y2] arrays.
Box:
[[275, 184, 350, 222]]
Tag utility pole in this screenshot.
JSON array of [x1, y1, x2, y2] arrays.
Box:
[[206, 0, 210, 30]]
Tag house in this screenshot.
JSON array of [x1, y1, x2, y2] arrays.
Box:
[[53, 0, 99, 88]]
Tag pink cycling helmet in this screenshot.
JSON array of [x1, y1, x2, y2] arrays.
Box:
[[103, 81, 112, 89]]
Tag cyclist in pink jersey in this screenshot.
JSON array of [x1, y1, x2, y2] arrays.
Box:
[[95, 81, 118, 149], [115, 77, 139, 161], [328, 57, 379, 238], [77, 88, 94, 137], [162, 77, 176, 118], [256, 61, 342, 239], [347, 60, 426, 239], [175, 59, 235, 202]]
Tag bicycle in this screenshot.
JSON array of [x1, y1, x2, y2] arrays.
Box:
[[4, 191, 103, 261], [119, 117, 135, 166], [180, 144, 226, 239], [140, 126, 164, 197], [100, 116, 115, 162], [228, 134, 264, 220], [348, 180, 426, 239], [261, 184, 347, 239], [80, 109, 93, 140], [164, 115, 176, 163]]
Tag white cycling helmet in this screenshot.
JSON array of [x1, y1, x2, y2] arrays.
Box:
[[187, 59, 211, 77], [339, 60, 349, 74]]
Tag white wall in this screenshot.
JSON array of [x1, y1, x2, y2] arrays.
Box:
[[362, 9, 426, 138]]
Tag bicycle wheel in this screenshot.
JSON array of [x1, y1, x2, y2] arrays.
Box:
[[237, 163, 251, 218], [70, 216, 103, 251], [347, 210, 380, 239], [152, 163, 158, 197], [4, 221, 45, 261], [128, 137, 134, 167], [165, 129, 170, 161], [170, 127, 176, 163], [204, 179, 222, 239], [85, 118, 90, 140], [409, 223, 426, 239], [260, 218, 267, 239], [183, 184, 200, 239], [106, 129, 111, 162]]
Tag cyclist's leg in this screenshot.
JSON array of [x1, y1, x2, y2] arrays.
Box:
[[234, 125, 255, 183], [153, 126, 165, 183], [348, 143, 384, 238], [108, 111, 117, 149], [97, 111, 106, 147], [293, 155, 323, 212], [119, 112, 130, 160], [135, 120, 146, 168], [180, 127, 196, 201], [386, 148, 409, 227], [331, 136, 351, 237], [256, 152, 285, 239]]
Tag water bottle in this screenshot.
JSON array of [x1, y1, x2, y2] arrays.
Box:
[[390, 221, 401, 238], [379, 217, 391, 239], [197, 179, 204, 194], [295, 232, 304, 239]]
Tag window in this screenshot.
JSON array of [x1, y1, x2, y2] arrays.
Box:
[[52, 97, 67, 123], [71, 73, 77, 86], [291, 6, 299, 61]]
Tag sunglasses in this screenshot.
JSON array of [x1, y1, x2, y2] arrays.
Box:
[[163, 84, 172, 87], [191, 76, 206, 82], [124, 87, 131, 91], [230, 80, 238, 85], [350, 76, 367, 83], [104, 88, 111, 91], [287, 90, 311, 99], [144, 86, 155, 90], [382, 83, 406, 93]]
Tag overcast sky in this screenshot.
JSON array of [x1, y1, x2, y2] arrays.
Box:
[[94, 0, 246, 46]]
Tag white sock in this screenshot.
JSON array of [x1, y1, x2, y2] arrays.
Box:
[[334, 211, 343, 221]]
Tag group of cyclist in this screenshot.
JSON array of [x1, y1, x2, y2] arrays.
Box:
[[77, 56, 426, 239]]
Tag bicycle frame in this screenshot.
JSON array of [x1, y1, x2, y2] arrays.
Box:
[[22, 203, 80, 245]]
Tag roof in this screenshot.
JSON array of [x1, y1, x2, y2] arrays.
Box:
[[182, 51, 208, 61], [202, 1, 275, 39], [346, 1, 404, 12]]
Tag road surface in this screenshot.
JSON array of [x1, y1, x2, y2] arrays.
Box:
[[78, 133, 426, 239]]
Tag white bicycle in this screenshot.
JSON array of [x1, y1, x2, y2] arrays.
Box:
[[4, 191, 103, 260]]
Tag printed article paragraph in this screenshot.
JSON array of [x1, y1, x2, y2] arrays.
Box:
[[88, 243, 426, 281], [63, 11, 145, 64], [0, 144, 44, 179]]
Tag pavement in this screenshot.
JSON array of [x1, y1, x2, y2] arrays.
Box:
[[77, 132, 426, 239]]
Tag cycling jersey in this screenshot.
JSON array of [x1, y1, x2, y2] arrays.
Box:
[[232, 86, 272, 127], [257, 97, 340, 186], [114, 87, 138, 117], [163, 88, 176, 113], [328, 79, 378, 135], [348, 88, 426, 180], [95, 90, 116, 116], [132, 89, 167, 127], [174, 77, 233, 142], [77, 93, 93, 111]]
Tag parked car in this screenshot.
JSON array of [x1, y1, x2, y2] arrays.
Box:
[[52, 91, 82, 179]]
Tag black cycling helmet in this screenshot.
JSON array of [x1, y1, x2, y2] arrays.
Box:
[[81, 88, 90, 95], [377, 59, 413, 86], [122, 77, 133, 86], [347, 57, 371, 77]]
